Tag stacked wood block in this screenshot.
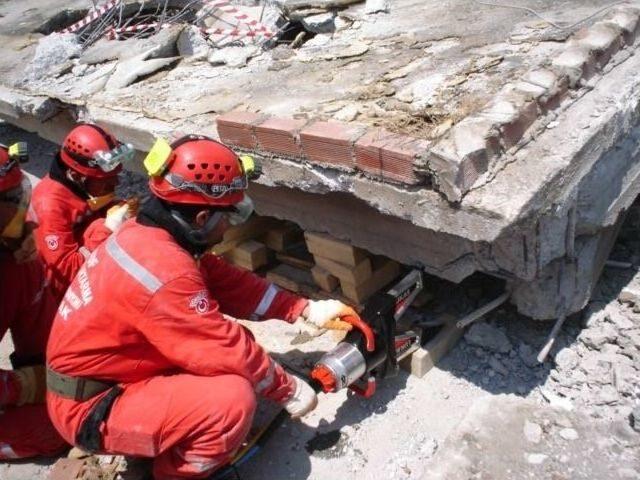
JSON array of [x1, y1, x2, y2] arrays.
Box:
[[305, 232, 400, 304], [216, 216, 403, 306]]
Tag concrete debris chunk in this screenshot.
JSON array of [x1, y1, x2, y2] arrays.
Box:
[[24, 33, 80, 81], [81, 25, 184, 65], [578, 324, 618, 350], [105, 46, 180, 91], [301, 12, 336, 33], [177, 26, 210, 60], [277, 0, 363, 15], [464, 323, 512, 354], [365, 0, 390, 14], [554, 347, 579, 370], [208, 46, 260, 68]]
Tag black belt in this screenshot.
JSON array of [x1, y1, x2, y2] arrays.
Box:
[[46, 367, 122, 453], [46, 367, 113, 402]]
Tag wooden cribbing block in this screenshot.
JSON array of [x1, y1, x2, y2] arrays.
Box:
[[211, 239, 244, 255], [340, 258, 400, 304], [304, 232, 368, 266], [266, 264, 316, 293], [263, 225, 303, 252], [400, 315, 463, 378], [276, 250, 315, 270], [224, 240, 269, 271], [223, 216, 280, 243], [311, 265, 339, 292], [314, 255, 372, 285]]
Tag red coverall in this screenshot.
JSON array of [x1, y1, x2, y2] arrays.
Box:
[[47, 219, 308, 479], [0, 253, 67, 459], [30, 175, 112, 301]]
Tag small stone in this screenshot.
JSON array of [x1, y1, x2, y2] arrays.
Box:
[[526, 453, 548, 465], [301, 12, 336, 34], [558, 428, 579, 441], [579, 324, 618, 349], [208, 46, 259, 68], [605, 304, 635, 329], [465, 323, 512, 354], [595, 385, 618, 405], [554, 347, 579, 370], [523, 420, 543, 444]]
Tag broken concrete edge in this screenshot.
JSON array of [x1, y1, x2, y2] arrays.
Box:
[[425, 5, 640, 203], [216, 112, 430, 187], [214, 6, 640, 204]]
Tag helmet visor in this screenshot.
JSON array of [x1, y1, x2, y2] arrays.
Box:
[[165, 172, 249, 200]]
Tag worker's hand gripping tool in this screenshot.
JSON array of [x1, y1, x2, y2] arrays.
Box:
[[310, 270, 424, 398]]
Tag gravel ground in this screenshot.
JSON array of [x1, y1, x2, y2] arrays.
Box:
[[0, 122, 638, 480]]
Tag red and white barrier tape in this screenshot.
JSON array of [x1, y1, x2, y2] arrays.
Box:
[[200, 0, 274, 38], [62, 0, 120, 34], [204, 27, 274, 39]]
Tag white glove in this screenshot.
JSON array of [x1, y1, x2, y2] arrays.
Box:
[[104, 203, 131, 232], [301, 299, 355, 331], [284, 374, 318, 419]]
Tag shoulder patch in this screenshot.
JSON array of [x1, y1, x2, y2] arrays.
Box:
[[189, 290, 210, 315], [45, 234, 59, 251]]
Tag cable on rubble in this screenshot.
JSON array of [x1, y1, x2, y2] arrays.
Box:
[[472, 0, 630, 30]]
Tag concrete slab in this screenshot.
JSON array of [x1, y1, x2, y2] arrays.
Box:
[[1, 1, 640, 318]]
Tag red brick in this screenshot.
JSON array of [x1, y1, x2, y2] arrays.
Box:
[[216, 111, 266, 149], [300, 121, 365, 169], [255, 117, 307, 157], [355, 128, 398, 179], [380, 136, 429, 185]]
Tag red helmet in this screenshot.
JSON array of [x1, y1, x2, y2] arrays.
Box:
[[149, 136, 246, 207], [0, 146, 22, 192], [60, 123, 122, 178]]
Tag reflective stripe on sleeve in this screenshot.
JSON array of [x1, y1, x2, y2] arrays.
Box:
[[254, 360, 276, 395], [253, 284, 279, 318], [105, 235, 162, 293]]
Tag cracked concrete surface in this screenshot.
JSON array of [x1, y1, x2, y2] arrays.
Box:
[[0, 0, 639, 318]]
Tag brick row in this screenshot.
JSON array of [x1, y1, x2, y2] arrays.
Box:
[[215, 112, 429, 186], [426, 5, 640, 202]]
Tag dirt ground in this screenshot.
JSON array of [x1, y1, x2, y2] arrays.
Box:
[[0, 122, 638, 479]]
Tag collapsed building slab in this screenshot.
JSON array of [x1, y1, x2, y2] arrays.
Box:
[[1, 0, 640, 319]]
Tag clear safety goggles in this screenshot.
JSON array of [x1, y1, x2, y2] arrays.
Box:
[[88, 143, 135, 172], [228, 195, 254, 226], [165, 172, 249, 199]]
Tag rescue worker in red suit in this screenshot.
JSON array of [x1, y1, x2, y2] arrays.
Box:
[[0, 143, 67, 460], [46, 135, 361, 479], [31, 123, 134, 301]]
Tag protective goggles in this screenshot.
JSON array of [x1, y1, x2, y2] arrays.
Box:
[[229, 195, 254, 226], [164, 172, 248, 199], [88, 143, 135, 172], [0, 178, 31, 240]]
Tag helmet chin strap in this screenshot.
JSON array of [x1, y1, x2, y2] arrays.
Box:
[[169, 209, 225, 252]]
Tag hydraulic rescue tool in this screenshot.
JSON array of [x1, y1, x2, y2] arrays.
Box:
[[214, 270, 425, 478], [310, 269, 423, 397]]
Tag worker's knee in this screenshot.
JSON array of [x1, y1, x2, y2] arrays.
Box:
[[219, 375, 257, 427]]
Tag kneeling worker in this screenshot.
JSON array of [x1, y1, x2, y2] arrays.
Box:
[[31, 123, 134, 301], [46, 135, 360, 479], [0, 142, 67, 459]]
